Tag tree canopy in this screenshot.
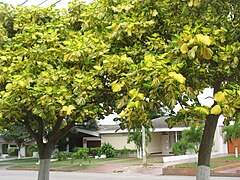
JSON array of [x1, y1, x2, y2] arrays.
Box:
[[0, 2, 115, 179], [0, 0, 239, 180], [79, 0, 239, 179]]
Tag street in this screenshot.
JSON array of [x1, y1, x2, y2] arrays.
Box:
[[0, 170, 239, 180]]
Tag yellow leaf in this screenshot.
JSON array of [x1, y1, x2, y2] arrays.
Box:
[[112, 83, 122, 92], [210, 105, 222, 115], [194, 107, 209, 115], [188, 0, 193, 6], [127, 101, 135, 108], [129, 89, 138, 97], [111, 80, 124, 92], [152, 9, 158, 16], [45, 87, 53, 93], [137, 93, 145, 100], [193, 0, 201, 6], [93, 66, 102, 71], [6, 83, 13, 90], [169, 72, 186, 84], [135, 101, 141, 108], [188, 46, 198, 59], [61, 105, 76, 115], [0, 56, 7, 61], [201, 47, 213, 60], [196, 34, 212, 46], [67, 105, 75, 115], [214, 92, 225, 103], [127, 28, 132, 36], [180, 44, 188, 54], [119, 111, 127, 117], [144, 54, 154, 62]]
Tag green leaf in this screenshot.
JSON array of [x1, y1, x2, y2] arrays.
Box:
[[210, 105, 222, 115]]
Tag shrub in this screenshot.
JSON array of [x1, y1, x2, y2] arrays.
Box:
[[100, 143, 116, 158], [71, 147, 90, 165], [7, 147, 17, 156], [89, 147, 101, 157], [56, 151, 72, 161], [116, 148, 137, 157], [27, 144, 38, 153]]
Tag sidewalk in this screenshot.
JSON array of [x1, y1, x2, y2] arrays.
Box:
[[78, 154, 240, 177]]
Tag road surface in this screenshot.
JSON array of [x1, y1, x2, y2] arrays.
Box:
[[0, 170, 239, 180]]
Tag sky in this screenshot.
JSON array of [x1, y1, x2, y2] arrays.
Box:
[[0, 0, 216, 125]]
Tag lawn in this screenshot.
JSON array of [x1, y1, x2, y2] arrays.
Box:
[[169, 155, 240, 169], [0, 154, 164, 171]]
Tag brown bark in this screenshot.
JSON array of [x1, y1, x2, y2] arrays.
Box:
[[197, 114, 219, 166]]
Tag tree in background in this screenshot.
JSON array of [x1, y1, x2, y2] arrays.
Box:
[[127, 127, 152, 159], [222, 120, 240, 158], [0, 124, 31, 158], [173, 124, 204, 155]]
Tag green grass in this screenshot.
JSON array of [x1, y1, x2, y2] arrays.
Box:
[[169, 155, 240, 169], [0, 164, 9, 167], [0, 158, 38, 163]]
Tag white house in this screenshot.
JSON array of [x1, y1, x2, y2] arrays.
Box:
[[99, 116, 228, 155]]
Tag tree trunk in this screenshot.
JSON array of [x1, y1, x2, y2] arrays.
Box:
[[235, 144, 238, 158], [37, 143, 54, 180], [196, 114, 219, 180], [38, 159, 51, 180], [18, 148, 21, 159], [142, 126, 147, 165]]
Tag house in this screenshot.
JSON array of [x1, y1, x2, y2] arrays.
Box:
[[0, 128, 101, 158], [99, 116, 228, 155], [0, 116, 229, 158], [99, 117, 186, 154]]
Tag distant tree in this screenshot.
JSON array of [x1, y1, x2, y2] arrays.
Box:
[[0, 124, 31, 158], [127, 127, 152, 159], [222, 120, 240, 158], [173, 124, 204, 155]]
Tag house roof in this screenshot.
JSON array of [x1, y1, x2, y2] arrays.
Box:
[[99, 116, 188, 134]]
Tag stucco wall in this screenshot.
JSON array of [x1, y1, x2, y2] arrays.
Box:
[[101, 133, 136, 150], [147, 132, 162, 153]]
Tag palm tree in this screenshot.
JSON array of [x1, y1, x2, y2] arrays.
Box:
[[127, 128, 152, 159], [222, 121, 240, 158], [182, 124, 204, 154]]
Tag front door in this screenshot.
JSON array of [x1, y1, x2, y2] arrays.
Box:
[[162, 132, 170, 154]]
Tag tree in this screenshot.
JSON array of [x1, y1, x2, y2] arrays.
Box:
[[173, 124, 204, 155], [127, 127, 152, 159], [79, 1, 239, 180], [222, 120, 240, 158], [0, 124, 31, 158], [0, 2, 115, 180]]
